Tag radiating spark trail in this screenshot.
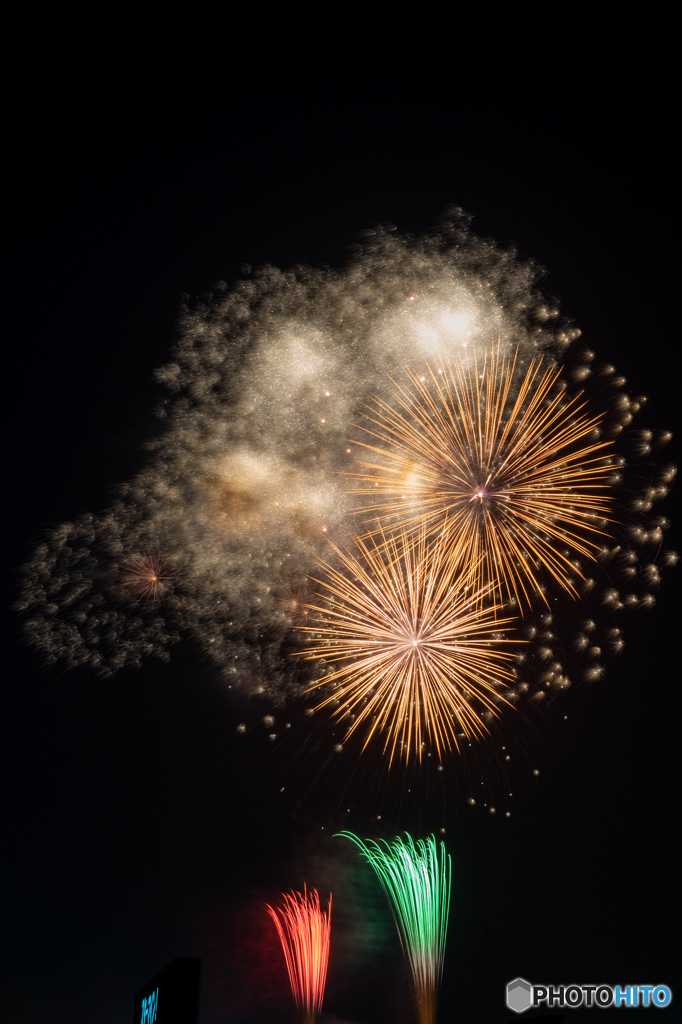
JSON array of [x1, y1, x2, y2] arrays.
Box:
[[266, 886, 332, 1024], [347, 344, 615, 610], [297, 528, 523, 764], [338, 832, 450, 1024], [122, 552, 173, 603]]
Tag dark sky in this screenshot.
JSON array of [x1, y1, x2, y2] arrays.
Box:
[[4, 22, 679, 1024]]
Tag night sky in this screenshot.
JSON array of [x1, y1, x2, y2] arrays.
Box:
[[4, 23, 679, 1024]]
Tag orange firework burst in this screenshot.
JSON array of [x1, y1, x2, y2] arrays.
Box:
[[266, 887, 332, 1024], [272, 578, 314, 626], [297, 529, 523, 765], [347, 344, 615, 610], [122, 552, 173, 604]]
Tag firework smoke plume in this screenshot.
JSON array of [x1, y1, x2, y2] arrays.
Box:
[[17, 209, 674, 760]]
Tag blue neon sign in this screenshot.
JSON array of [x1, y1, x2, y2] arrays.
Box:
[[140, 987, 158, 1023]]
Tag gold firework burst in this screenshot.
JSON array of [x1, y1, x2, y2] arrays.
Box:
[[273, 578, 314, 626], [122, 552, 173, 603], [347, 344, 615, 609], [297, 529, 522, 765]]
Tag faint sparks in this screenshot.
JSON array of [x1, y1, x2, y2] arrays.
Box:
[[122, 553, 173, 604]]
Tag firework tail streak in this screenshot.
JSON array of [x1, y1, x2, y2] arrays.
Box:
[[266, 886, 332, 1024], [337, 832, 451, 1024]]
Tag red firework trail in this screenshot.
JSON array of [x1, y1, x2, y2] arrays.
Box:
[[266, 886, 332, 1024]]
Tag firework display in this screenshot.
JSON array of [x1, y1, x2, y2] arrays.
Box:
[[338, 832, 451, 1024], [16, 211, 675, 778], [122, 552, 174, 604], [347, 345, 614, 610], [266, 887, 332, 1024], [299, 527, 522, 763]]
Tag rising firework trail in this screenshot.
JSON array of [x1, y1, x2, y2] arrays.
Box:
[[266, 886, 332, 1024], [348, 344, 615, 611], [297, 526, 523, 764], [338, 832, 451, 1024]]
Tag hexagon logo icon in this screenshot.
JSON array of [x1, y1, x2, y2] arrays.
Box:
[[507, 977, 532, 1013]]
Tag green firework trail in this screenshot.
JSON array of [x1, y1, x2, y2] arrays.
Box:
[[338, 832, 451, 1024]]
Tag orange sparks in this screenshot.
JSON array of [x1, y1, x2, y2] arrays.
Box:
[[346, 344, 615, 610], [297, 528, 523, 764], [122, 552, 173, 604], [266, 887, 332, 1024]]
